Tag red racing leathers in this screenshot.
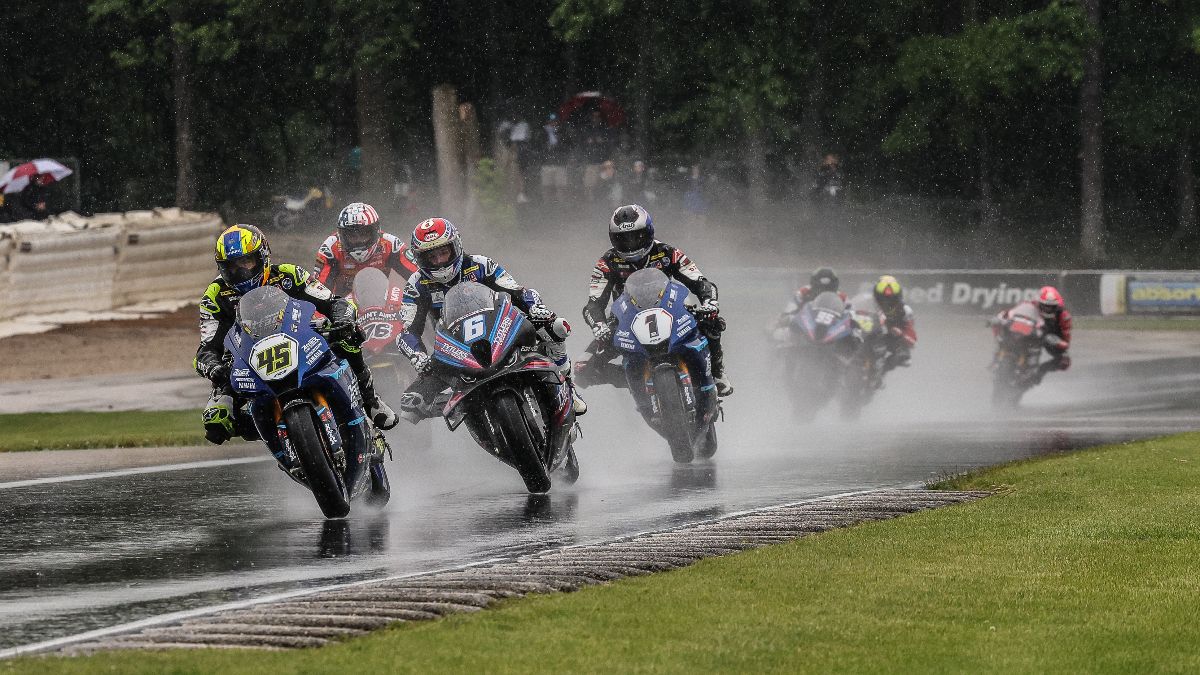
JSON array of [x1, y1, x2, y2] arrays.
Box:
[[314, 232, 419, 298]]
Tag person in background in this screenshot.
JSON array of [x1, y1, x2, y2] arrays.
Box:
[[992, 285, 1071, 383], [538, 114, 568, 205]]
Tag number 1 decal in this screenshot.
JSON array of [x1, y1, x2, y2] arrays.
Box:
[[644, 312, 659, 338]]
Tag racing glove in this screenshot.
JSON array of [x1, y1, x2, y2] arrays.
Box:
[[409, 352, 432, 374], [695, 299, 720, 321], [591, 322, 613, 342], [528, 304, 556, 326]]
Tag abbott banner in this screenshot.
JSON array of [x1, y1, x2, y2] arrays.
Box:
[[1123, 273, 1200, 314]]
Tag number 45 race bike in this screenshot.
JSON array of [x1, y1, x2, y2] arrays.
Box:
[[225, 286, 391, 518], [429, 281, 580, 493], [611, 268, 719, 463]]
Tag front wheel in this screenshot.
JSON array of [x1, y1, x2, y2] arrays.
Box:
[[696, 422, 717, 459], [494, 391, 552, 494], [283, 402, 350, 518], [651, 367, 694, 463]]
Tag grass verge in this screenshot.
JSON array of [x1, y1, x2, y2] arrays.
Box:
[[0, 410, 206, 452], [10, 434, 1200, 673]]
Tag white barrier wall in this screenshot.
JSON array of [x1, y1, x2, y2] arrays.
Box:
[[0, 209, 224, 322]]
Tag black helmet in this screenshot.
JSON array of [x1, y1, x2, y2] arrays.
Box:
[[810, 267, 839, 295], [608, 204, 655, 261]]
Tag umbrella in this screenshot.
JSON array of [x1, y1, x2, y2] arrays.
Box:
[[0, 158, 73, 194], [557, 92, 627, 128]]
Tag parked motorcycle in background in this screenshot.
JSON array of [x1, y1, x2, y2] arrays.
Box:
[[350, 268, 430, 451], [430, 282, 580, 493], [225, 286, 391, 518], [611, 268, 719, 463], [270, 185, 335, 230], [989, 304, 1046, 408]]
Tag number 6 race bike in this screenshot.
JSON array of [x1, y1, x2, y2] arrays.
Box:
[[225, 286, 391, 518], [611, 268, 719, 463], [351, 268, 431, 451], [429, 281, 580, 493]]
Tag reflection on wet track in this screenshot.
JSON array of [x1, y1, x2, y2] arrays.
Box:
[[2, 319, 1199, 652]]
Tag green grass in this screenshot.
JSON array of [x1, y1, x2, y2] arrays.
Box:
[[1074, 315, 1200, 331], [0, 410, 207, 452], [10, 434, 1200, 673]]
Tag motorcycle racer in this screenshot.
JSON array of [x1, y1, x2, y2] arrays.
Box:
[[576, 204, 732, 396], [771, 267, 847, 342], [992, 285, 1072, 381], [393, 217, 587, 422], [871, 275, 917, 373], [195, 224, 398, 444], [314, 202, 419, 297]]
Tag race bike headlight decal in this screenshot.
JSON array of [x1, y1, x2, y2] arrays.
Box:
[[632, 308, 673, 346], [249, 334, 300, 381]]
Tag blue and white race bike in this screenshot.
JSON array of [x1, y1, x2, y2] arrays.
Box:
[[611, 268, 719, 463], [225, 286, 390, 518]]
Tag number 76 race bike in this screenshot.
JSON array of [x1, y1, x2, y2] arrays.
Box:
[[611, 268, 719, 463], [225, 286, 391, 518], [429, 281, 580, 493]]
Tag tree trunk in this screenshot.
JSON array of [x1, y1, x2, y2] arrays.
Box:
[[169, 4, 196, 209], [978, 128, 996, 231], [633, 0, 652, 160], [431, 84, 465, 216], [1164, 134, 1197, 251], [746, 122, 769, 211], [355, 66, 394, 202], [1078, 0, 1105, 262]]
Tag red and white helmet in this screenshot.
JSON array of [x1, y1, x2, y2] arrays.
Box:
[[411, 217, 463, 283], [337, 202, 382, 263], [1036, 286, 1064, 318]]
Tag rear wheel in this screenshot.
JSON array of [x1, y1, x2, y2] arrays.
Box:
[[494, 391, 552, 494], [651, 367, 694, 463], [283, 402, 350, 518]]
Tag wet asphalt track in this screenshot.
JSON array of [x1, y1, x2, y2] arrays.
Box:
[[2, 311, 1200, 654]]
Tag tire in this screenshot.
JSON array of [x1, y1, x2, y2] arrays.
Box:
[[558, 447, 580, 485], [364, 460, 390, 507], [494, 391, 552, 494], [697, 422, 718, 459], [651, 367, 694, 464], [991, 356, 1024, 409], [283, 402, 350, 518]]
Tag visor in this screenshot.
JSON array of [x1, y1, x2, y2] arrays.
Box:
[[611, 229, 651, 256], [340, 226, 378, 252], [221, 254, 264, 286], [416, 242, 456, 269]]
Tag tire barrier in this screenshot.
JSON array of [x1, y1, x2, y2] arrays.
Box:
[[0, 209, 223, 322], [48, 489, 986, 655]]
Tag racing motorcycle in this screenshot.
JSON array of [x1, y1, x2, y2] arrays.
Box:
[[841, 293, 893, 419], [611, 268, 719, 463], [351, 268, 431, 451], [780, 291, 855, 420], [225, 286, 390, 518], [989, 304, 1046, 408], [430, 282, 579, 493]]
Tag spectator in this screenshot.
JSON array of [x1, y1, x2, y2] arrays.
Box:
[[597, 159, 622, 205], [683, 163, 709, 225], [811, 153, 844, 204], [629, 160, 656, 205], [12, 174, 53, 221], [579, 109, 615, 202], [538, 114, 568, 205]]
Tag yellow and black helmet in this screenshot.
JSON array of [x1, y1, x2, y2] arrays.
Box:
[[873, 275, 903, 312], [216, 224, 270, 294]]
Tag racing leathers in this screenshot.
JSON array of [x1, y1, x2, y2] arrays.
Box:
[[577, 241, 729, 394], [994, 300, 1072, 379], [393, 254, 581, 421], [879, 303, 917, 373], [195, 263, 390, 444], [314, 232, 419, 297]]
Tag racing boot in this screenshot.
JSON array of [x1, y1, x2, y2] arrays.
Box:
[[357, 369, 398, 430], [710, 348, 733, 397], [202, 391, 235, 445], [544, 334, 587, 416]]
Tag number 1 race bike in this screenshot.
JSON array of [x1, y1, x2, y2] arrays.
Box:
[[611, 268, 719, 463], [989, 304, 1047, 408], [225, 286, 391, 518], [429, 282, 580, 493], [351, 268, 431, 450]]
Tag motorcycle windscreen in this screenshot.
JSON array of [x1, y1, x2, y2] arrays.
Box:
[[352, 267, 390, 310], [237, 286, 289, 338], [846, 293, 879, 316], [625, 268, 670, 309], [440, 281, 496, 327]]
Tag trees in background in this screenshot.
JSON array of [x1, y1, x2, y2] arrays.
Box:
[[1, 1, 1198, 262]]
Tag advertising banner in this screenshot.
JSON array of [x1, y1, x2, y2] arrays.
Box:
[[839, 271, 1062, 314], [1124, 273, 1200, 314]]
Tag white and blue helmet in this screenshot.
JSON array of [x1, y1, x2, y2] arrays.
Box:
[[609, 204, 654, 261]]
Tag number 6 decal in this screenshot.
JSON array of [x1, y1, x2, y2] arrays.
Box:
[[463, 314, 486, 341]]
